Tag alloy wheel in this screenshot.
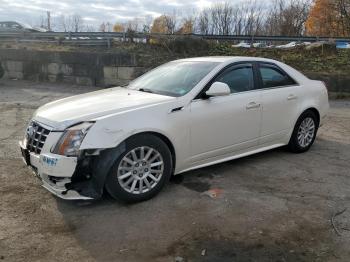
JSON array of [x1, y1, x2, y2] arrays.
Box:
[[297, 117, 316, 148], [117, 146, 164, 194]]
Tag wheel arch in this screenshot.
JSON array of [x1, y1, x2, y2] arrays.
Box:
[[287, 107, 320, 153], [288, 106, 321, 143], [301, 107, 320, 126], [124, 131, 176, 173], [74, 131, 177, 199]]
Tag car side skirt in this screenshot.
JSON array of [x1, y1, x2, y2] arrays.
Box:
[[176, 143, 286, 175]]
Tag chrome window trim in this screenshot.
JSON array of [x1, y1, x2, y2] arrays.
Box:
[[191, 83, 301, 103], [192, 61, 302, 102]]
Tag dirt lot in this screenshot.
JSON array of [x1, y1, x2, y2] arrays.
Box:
[[0, 80, 350, 262]]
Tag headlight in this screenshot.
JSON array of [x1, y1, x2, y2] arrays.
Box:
[[52, 122, 94, 156]]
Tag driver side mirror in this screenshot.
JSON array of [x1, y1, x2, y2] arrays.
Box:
[[205, 82, 231, 97]]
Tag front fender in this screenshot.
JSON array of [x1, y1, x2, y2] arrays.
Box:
[[78, 99, 190, 174], [80, 124, 175, 151], [78, 102, 180, 152], [67, 142, 126, 199]]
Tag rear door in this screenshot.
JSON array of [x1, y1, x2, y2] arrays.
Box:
[[257, 63, 302, 145]]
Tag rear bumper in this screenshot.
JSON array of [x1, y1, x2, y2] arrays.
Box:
[[19, 141, 93, 200]]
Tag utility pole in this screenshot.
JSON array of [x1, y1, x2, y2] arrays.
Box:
[[47, 11, 51, 31]]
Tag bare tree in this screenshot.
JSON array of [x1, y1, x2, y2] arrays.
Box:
[[105, 22, 112, 32], [72, 14, 83, 32], [232, 6, 243, 35], [56, 14, 84, 32], [237, 0, 264, 35], [142, 15, 153, 33], [39, 15, 45, 29], [99, 22, 106, 32], [84, 24, 96, 32], [211, 2, 234, 35], [46, 11, 51, 31], [209, 5, 219, 34], [37, 11, 53, 31], [198, 9, 210, 34], [124, 18, 143, 42], [335, 0, 350, 35], [57, 15, 69, 32], [264, 0, 311, 36], [196, 1, 263, 36]]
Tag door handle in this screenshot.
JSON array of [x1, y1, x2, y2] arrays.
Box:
[[168, 106, 184, 114], [287, 94, 298, 101], [246, 102, 261, 110]]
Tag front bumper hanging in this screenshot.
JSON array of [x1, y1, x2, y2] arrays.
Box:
[[19, 140, 126, 200], [19, 140, 93, 200]]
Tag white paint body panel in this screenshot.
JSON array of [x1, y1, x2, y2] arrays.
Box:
[[22, 57, 329, 199], [189, 91, 261, 163]]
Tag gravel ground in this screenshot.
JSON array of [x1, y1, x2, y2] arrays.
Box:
[[0, 80, 350, 262]]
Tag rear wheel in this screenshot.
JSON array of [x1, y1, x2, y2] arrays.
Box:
[[288, 110, 319, 153], [105, 134, 172, 203]]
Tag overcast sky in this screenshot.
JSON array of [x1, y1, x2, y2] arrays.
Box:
[[0, 0, 268, 29]]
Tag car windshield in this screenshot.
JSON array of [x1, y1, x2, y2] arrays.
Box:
[[127, 61, 219, 97]]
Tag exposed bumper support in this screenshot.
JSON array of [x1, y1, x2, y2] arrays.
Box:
[[20, 140, 126, 200], [20, 141, 93, 200], [42, 180, 93, 200]]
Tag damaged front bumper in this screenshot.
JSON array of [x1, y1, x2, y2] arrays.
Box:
[[19, 140, 93, 200], [19, 118, 126, 200], [19, 139, 125, 200]]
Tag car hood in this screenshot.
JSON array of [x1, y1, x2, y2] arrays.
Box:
[[33, 87, 175, 129]]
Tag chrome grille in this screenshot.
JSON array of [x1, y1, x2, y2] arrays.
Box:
[[26, 121, 51, 154]]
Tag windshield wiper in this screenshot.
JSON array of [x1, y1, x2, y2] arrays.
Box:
[[138, 88, 154, 94]]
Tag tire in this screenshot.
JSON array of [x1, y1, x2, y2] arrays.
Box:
[[105, 134, 173, 203], [288, 110, 319, 153]]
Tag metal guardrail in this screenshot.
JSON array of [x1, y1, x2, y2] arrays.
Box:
[[201, 34, 350, 42], [0, 31, 349, 45]]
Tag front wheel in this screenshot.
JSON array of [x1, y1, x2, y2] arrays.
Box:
[[105, 134, 173, 203], [288, 110, 319, 153]]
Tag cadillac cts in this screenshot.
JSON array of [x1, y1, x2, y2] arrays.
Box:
[[19, 57, 329, 202]]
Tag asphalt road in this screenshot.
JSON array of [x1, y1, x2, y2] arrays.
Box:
[[1, 80, 350, 262]]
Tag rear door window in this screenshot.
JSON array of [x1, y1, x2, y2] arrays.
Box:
[[259, 65, 296, 89]]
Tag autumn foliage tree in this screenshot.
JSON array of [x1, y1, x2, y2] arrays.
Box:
[[108, 0, 350, 38], [151, 14, 177, 34], [150, 15, 168, 33], [113, 23, 125, 32], [178, 19, 194, 34], [306, 0, 350, 36]]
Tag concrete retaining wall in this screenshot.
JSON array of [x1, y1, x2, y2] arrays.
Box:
[[0, 49, 145, 87], [305, 72, 350, 93], [0, 48, 349, 93]]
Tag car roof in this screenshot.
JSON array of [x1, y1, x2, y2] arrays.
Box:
[[175, 56, 280, 64]]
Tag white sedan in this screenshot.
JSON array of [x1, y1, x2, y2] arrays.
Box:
[[20, 57, 329, 202]]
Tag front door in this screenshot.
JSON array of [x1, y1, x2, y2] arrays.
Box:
[[189, 63, 262, 164]]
